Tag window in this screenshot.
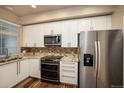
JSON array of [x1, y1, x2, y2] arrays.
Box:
[[0, 20, 20, 56]]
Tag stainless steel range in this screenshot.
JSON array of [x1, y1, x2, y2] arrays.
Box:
[[40, 55, 63, 83]]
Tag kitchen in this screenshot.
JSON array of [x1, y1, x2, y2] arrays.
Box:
[[0, 5, 123, 88]]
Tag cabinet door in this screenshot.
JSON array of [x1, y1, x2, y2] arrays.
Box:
[[23, 26, 34, 47], [106, 15, 112, 30], [23, 25, 43, 47], [52, 21, 62, 34], [61, 21, 69, 47], [68, 20, 78, 47], [32, 24, 43, 47], [43, 23, 54, 35], [61, 20, 78, 47], [0, 62, 17, 88], [29, 59, 41, 79], [91, 16, 112, 30], [17, 59, 29, 83], [78, 18, 91, 32]]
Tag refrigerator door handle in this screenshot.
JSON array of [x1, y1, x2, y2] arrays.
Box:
[[98, 41, 101, 75], [94, 41, 98, 73]]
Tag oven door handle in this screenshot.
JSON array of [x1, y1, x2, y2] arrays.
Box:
[[41, 62, 59, 65], [41, 77, 59, 82]]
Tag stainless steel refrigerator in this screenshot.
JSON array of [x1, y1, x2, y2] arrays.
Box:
[[79, 29, 123, 88]]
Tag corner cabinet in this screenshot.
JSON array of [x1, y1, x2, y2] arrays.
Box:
[[17, 59, 29, 83], [60, 61, 78, 85], [29, 59, 41, 79]]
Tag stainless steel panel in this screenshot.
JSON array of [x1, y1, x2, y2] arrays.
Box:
[[79, 31, 97, 88], [97, 31, 109, 87], [97, 30, 123, 88]]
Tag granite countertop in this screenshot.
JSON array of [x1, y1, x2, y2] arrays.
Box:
[[23, 53, 79, 62], [0, 58, 24, 66], [0, 53, 79, 66]]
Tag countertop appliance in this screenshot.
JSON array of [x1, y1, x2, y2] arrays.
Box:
[[44, 35, 61, 46], [79, 29, 123, 88], [40, 55, 63, 83]]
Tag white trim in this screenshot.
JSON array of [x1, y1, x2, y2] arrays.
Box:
[[0, 19, 20, 27]]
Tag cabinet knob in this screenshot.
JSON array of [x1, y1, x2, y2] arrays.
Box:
[[90, 27, 94, 30]]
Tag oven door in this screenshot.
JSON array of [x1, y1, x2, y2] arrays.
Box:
[[41, 70, 59, 81], [41, 62, 59, 71], [41, 62, 60, 83]]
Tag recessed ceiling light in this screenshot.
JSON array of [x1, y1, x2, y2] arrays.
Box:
[[31, 5, 36, 8]]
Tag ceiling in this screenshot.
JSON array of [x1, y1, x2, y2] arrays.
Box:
[[0, 5, 77, 17]]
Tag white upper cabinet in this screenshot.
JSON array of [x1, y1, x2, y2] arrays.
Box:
[[23, 24, 44, 47], [67, 20, 78, 47], [61, 20, 78, 47], [77, 18, 91, 32], [91, 16, 106, 30], [78, 15, 112, 32], [43, 22, 62, 35], [33, 24, 43, 47], [43, 23, 53, 35], [23, 25, 34, 47], [106, 15, 112, 30], [91, 15, 111, 30], [61, 21, 70, 47], [52, 21, 62, 34], [23, 15, 112, 47]]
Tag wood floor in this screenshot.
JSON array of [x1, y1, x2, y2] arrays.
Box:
[[14, 77, 77, 88]]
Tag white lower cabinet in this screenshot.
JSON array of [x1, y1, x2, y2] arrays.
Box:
[[60, 61, 78, 85], [0, 59, 29, 88], [0, 62, 17, 88], [17, 59, 29, 83], [29, 59, 41, 79]]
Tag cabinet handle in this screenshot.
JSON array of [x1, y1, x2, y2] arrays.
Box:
[[63, 62, 75, 65], [62, 66, 75, 68], [19, 61, 20, 74], [16, 61, 18, 75], [62, 69, 75, 72], [62, 75, 75, 78], [39, 61, 41, 71], [90, 27, 94, 30]]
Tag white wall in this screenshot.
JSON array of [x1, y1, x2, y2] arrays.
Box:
[[112, 6, 124, 29]]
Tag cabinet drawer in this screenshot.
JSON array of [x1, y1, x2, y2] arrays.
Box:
[[61, 69, 76, 76], [60, 76, 77, 85], [61, 65, 75, 70], [61, 62, 76, 65]]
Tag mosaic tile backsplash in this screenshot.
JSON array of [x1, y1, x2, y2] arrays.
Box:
[[21, 47, 79, 55]]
